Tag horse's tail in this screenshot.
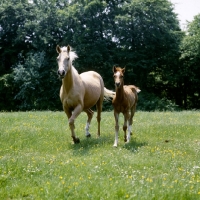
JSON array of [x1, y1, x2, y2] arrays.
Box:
[[129, 85, 141, 93], [104, 87, 116, 101], [136, 87, 141, 93]]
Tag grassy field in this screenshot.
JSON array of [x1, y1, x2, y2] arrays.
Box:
[[0, 111, 200, 199]]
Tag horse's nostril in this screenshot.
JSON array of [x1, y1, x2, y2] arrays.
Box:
[[58, 69, 65, 76], [116, 82, 120, 87], [61, 70, 65, 76]]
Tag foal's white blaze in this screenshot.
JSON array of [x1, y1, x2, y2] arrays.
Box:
[[85, 122, 90, 136], [114, 71, 121, 81], [115, 71, 120, 77]]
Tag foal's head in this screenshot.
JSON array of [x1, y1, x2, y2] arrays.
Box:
[[113, 66, 125, 88], [56, 45, 78, 79]]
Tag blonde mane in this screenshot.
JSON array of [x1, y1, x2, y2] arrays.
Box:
[[61, 46, 78, 62]]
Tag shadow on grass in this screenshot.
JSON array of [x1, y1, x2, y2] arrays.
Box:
[[68, 135, 147, 156], [68, 135, 111, 155], [122, 138, 148, 153]]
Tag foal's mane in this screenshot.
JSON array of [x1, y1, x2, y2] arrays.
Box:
[[61, 46, 78, 62]]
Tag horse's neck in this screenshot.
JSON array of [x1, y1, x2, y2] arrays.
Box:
[[62, 65, 80, 93], [115, 83, 125, 100]]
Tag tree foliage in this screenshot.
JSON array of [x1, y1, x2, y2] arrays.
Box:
[[0, 0, 199, 110], [179, 14, 200, 108], [13, 51, 60, 110]]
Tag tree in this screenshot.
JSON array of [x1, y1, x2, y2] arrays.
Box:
[[55, 0, 121, 87], [113, 0, 181, 84], [0, 0, 35, 74], [0, 0, 63, 110], [1, 0, 197, 111], [179, 14, 200, 109], [13, 51, 61, 110]]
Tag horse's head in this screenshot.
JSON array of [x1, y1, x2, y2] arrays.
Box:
[[113, 66, 125, 88], [56, 45, 77, 79]]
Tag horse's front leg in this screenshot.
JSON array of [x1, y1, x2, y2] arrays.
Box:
[[84, 108, 94, 137], [113, 111, 119, 147], [68, 104, 83, 144], [123, 112, 130, 143]]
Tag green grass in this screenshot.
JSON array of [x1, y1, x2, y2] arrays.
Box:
[[0, 111, 200, 199]]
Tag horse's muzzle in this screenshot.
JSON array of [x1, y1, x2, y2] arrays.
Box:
[[57, 69, 65, 78], [115, 82, 120, 88]]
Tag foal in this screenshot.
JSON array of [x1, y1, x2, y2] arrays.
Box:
[[112, 66, 140, 147]]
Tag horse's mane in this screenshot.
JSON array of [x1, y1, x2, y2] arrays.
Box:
[[61, 46, 78, 62]]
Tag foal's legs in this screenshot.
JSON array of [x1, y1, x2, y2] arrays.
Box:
[[128, 104, 136, 137], [113, 111, 119, 147], [84, 108, 94, 137], [123, 112, 130, 143]]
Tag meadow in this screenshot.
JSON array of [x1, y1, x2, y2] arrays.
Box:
[[0, 111, 200, 200]]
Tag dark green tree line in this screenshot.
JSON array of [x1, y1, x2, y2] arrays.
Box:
[[0, 0, 199, 111], [179, 14, 200, 108]]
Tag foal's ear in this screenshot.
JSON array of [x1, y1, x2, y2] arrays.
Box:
[[56, 45, 61, 53], [122, 67, 125, 74], [113, 66, 117, 73], [67, 45, 71, 53]]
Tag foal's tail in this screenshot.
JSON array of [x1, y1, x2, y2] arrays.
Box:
[[104, 87, 115, 101], [130, 85, 141, 93]]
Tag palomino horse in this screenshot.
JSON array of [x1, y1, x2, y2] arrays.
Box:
[[112, 66, 140, 147], [56, 45, 115, 143]]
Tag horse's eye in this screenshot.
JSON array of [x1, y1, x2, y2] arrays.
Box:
[[113, 75, 116, 78], [121, 75, 124, 78]]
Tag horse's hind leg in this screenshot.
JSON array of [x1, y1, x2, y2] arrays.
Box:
[[96, 97, 103, 138], [84, 108, 94, 137], [128, 104, 136, 137]]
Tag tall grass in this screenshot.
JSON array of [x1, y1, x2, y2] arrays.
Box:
[[0, 111, 200, 199]]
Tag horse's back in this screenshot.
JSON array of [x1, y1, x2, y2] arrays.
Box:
[[80, 71, 103, 88], [124, 85, 138, 106], [80, 71, 104, 107]]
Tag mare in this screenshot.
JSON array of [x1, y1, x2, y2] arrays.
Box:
[[112, 66, 140, 147], [56, 45, 115, 143]]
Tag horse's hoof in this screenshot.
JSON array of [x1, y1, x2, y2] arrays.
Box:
[[113, 143, 118, 147], [74, 137, 80, 144], [124, 139, 127, 142], [86, 134, 91, 138]]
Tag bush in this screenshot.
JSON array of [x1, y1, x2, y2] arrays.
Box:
[[137, 92, 181, 111], [13, 51, 61, 110]]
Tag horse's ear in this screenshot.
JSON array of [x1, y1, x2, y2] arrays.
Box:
[[122, 67, 125, 74], [56, 45, 61, 53], [113, 66, 117, 73], [67, 45, 70, 53]]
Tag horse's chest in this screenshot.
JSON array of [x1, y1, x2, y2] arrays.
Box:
[[112, 101, 129, 113], [62, 92, 81, 109]]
